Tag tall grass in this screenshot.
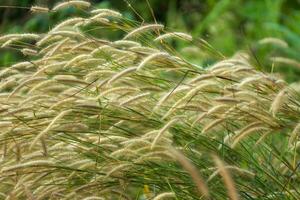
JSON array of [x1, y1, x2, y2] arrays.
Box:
[[0, 1, 300, 199]]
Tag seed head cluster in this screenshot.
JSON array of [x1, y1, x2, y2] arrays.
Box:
[[0, 1, 299, 199]]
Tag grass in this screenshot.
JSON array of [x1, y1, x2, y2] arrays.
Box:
[[0, 1, 300, 199]]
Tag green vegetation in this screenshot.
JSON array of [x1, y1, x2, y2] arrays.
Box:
[[0, 1, 300, 199], [1, 0, 300, 81]]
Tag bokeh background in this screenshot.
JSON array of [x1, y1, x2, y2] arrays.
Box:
[[1, 0, 300, 81]]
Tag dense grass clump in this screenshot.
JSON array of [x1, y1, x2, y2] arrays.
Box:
[[0, 1, 300, 199]]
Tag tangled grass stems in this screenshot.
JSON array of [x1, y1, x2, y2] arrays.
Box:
[[0, 1, 300, 199]]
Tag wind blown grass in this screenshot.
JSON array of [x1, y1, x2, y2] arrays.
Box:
[[0, 2, 300, 200]]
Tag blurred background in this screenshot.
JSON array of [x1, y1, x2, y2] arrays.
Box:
[[0, 0, 300, 81]]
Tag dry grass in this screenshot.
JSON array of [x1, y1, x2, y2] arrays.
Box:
[[0, 1, 300, 199]]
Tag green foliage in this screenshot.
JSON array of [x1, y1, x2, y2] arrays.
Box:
[[1, 0, 300, 81]]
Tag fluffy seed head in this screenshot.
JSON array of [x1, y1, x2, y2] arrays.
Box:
[[52, 1, 91, 11], [30, 6, 49, 13], [154, 32, 193, 42], [124, 24, 164, 39]]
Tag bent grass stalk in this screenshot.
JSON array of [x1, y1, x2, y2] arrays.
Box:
[[212, 155, 239, 200], [170, 148, 210, 199], [30, 109, 73, 149]]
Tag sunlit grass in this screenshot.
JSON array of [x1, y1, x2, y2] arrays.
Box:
[[0, 1, 300, 199]]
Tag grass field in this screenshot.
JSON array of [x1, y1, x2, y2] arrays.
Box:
[[0, 1, 300, 199]]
